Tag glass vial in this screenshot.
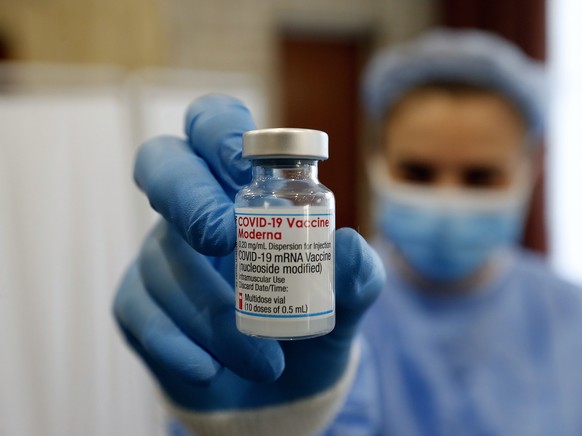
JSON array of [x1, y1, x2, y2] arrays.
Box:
[[234, 128, 335, 340]]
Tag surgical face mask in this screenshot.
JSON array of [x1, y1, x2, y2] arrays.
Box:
[[368, 159, 532, 282]]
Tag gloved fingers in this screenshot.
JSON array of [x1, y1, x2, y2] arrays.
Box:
[[116, 324, 212, 395], [184, 94, 254, 199], [113, 262, 221, 385], [138, 220, 285, 383], [134, 135, 235, 256], [330, 228, 386, 341]]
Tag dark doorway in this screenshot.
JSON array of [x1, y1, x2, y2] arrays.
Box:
[[279, 33, 369, 230]]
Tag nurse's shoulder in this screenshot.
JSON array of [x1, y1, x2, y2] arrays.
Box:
[[510, 248, 582, 325]]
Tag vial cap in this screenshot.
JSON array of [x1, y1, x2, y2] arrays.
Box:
[[242, 128, 328, 160]]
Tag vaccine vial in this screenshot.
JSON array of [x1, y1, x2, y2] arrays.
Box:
[[234, 128, 335, 340]]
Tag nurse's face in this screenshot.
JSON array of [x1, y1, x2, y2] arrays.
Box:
[[382, 89, 528, 189]]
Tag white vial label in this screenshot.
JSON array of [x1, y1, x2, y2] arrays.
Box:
[[235, 206, 335, 324]]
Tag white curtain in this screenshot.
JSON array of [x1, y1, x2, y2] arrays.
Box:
[[548, 0, 582, 285], [0, 64, 265, 436]]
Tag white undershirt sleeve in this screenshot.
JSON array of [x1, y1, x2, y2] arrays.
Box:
[[163, 340, 361, 436]]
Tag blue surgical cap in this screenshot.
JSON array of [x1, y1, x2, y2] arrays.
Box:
[[362, 28, 546, 136]]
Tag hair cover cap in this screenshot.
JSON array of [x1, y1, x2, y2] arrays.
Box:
[[362, 28, 546, 135]]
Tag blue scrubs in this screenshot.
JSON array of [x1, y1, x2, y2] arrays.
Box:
[[326, 243, 582, 435]]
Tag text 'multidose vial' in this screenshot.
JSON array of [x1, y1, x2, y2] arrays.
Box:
[[234, 128, 335, 339]]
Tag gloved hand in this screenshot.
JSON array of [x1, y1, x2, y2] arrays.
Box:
[[113, 94, 386, 411]]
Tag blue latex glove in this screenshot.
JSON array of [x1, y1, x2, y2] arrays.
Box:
[[113, 94, 386, 411]]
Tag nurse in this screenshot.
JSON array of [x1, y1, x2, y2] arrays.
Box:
[[114, 29, 582, 435]]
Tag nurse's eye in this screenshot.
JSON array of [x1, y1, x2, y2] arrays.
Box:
[[397, 161, 437, 184], [463, 166, 503, 188]]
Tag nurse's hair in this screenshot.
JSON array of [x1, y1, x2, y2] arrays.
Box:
[[362, 28, 545, 137]]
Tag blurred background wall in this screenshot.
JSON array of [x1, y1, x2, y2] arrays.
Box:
[[0, 0, 165, 67], [0, 0, 439, 234], [2, 0, 546, 239], [0, 0, 437, 118]]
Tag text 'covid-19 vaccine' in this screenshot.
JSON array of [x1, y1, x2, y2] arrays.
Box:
[[234, 128, 335, 340]]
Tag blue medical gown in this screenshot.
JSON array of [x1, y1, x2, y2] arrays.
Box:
[[325, 243, 582, 435]]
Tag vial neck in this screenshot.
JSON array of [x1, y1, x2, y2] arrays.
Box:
[[252, 159, 319, 181]]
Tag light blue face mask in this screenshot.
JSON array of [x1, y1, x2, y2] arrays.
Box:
[[368, 161, 531, 282]]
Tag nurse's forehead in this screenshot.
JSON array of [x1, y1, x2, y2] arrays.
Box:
[[382, 86, 527, 161]]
